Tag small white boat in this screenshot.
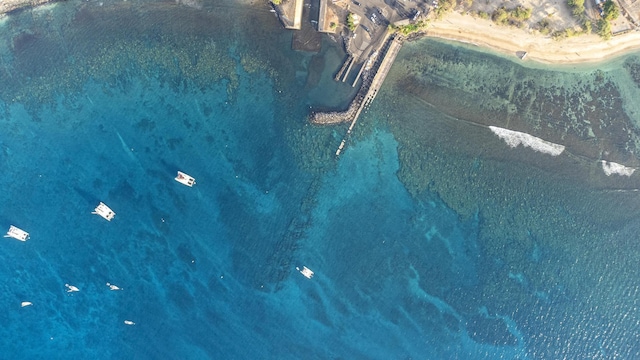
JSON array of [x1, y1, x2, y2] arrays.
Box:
[[65, 284, 80, 293], [106, 282, 121, 291], [21, 301, 33, 307], [296, 266, 314, 279], [175, 171, 196, 187], [92, 202, 115, 221], [124, 320, 135, 325], [4, 225, 29, 241]]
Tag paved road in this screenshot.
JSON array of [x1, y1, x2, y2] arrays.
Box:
[[346, 0, 426, 58]]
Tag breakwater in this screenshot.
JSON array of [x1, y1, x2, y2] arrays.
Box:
[[309, 33, 403, 155]]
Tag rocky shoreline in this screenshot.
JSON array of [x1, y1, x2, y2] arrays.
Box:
[[0, 0, 57, 15]]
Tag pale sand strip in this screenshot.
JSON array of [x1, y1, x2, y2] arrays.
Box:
[[427, 12, 640, 64]]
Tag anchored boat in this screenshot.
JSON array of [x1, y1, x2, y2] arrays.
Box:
[[175, 171, 196, 187], [4, 225, 29, 241], [92, 202, 116, 221], [297, 266, 314, 279], [65, 284, 80, 292]]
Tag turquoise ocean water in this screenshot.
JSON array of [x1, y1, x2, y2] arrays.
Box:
[[1, 1, 640, 358]]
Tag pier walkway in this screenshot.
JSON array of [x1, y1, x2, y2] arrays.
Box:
[[309, 33, 403, 156]]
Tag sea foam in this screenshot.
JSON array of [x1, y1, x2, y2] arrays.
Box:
[[489, 126, 565, 156], [601, 160, 636, 176]]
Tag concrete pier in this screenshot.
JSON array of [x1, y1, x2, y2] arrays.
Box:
[[334, 55, 354, 82], [309, 34, 403, 156]]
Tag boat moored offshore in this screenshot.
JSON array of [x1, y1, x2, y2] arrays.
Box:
[[92, 202, 116, 221], [296, 266, 314, 279], [175, 171, 196, 187], [4, 225, 29, 241]]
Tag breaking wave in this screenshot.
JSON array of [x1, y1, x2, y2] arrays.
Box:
[[601, 161, 636, 176], [489, 126, 565, 156]]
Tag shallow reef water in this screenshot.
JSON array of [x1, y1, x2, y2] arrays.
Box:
[[0, 1, 639, 359]]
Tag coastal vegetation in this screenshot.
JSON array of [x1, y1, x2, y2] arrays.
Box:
[[476, 11, 490, 20], [491, 6, 532, 27], [597, 18, 612, 39], [389, 20, 429, 35], [566, 0, 618, 39], [552, 26, 583, 39], [536, 19, 552, 35], [346, 12, 357, 31], [602, 0, 620, 21], [433, 0, 456, 19], [596, 0, 619, 39], [565, 0, 594, 36], [567, 0, 585, 17]]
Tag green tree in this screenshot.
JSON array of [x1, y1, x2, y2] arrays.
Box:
[[492, 8, 508, 24], [597, 18, 612, 39], [537, 19, 551, 35], [272, 0, 282, 5], [568, 0, 585, 7], [512, 6, 532, 21], [346, 13, 356, 31], [602, 0, 619, 21], [568, 0, 585, 17], [434, 0, 456, 19]]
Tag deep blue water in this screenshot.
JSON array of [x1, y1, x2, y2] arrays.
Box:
[[1, 1, 640, 359]]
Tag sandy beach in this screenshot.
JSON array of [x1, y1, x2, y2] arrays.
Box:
[[427, 12, 640, 64]]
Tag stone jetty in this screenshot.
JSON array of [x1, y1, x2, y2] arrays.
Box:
[[309, 34, 404, 155], [310, 34, 402, 126]]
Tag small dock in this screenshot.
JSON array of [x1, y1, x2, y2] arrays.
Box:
[[309, 34, 403, 156]]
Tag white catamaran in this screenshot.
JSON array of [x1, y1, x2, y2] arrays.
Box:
[[175, 171, 196, 187], [296, 266, 314, 279], [92, 202, 116, 221], [4, 225, 29, 241]]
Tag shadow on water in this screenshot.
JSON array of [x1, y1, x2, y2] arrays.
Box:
[[73, 186, 101, 206], [159, 158, 182, 178]]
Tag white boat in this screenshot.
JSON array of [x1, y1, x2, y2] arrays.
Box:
[[106, 282, 121, 291], [4, 225, 29, 241], [175, 171, 196, 187], [296, 266, 314, 279], [124, 320, 135, 325], [92, 202, 115, 221], [21, 301, 33, 307], [65, 284, 80, 292]]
